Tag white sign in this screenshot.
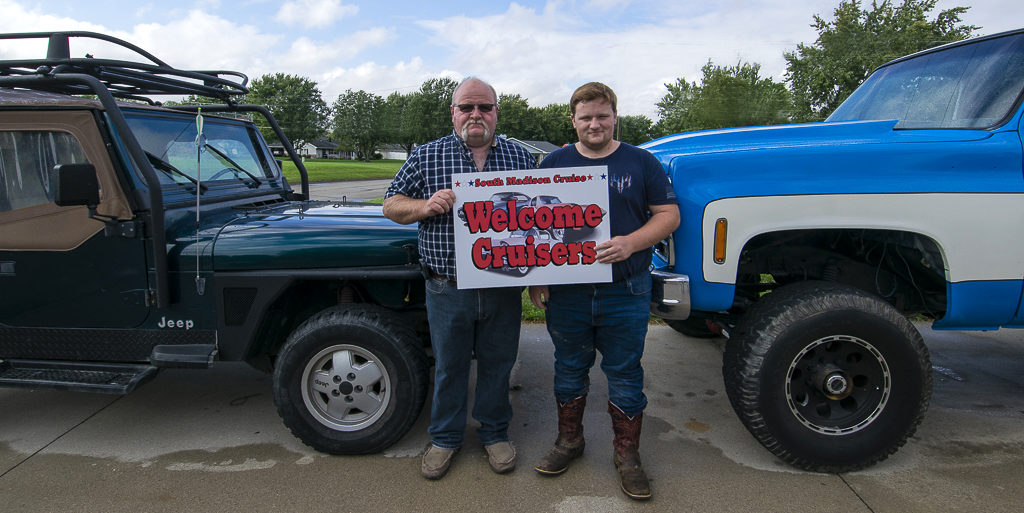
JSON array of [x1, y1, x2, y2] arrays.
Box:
[[453, 166, 612, 289]]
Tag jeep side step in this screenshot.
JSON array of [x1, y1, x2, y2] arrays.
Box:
[[150, 344, 217, 368], [0, 359, 158, 394]]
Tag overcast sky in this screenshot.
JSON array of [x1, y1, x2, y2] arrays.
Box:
[[0, 0, 1019, 118]]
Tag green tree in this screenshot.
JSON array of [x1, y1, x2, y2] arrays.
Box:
[[415, 77, 458, 142], [654, 78, 698, 136], [380, 91, 420, 156], [785, 0, 976, 121], [656, 60, 792, 135], [496, 93, 537, 139], [332, 89, 385, 161], [536, 103, 574, 146], [617, 114, 656, 145], [245, 73, 329, 151]]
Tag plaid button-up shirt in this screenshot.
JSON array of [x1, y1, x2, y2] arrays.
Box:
[[385, 131, 537, 280]]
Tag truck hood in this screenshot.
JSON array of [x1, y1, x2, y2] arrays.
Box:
[[209, 201, 419, 271], [641, 119, 1015, 199], [642, 119, 993, 158]]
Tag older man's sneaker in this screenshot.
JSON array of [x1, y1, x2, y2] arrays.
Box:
[[421, 444, 458, 480], [484, 441, 516, 474]]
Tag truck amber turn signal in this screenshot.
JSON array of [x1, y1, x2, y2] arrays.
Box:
[[713, 218, 727, 264]]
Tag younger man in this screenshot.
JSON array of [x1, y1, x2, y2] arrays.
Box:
[[529, 82, 679, 500]]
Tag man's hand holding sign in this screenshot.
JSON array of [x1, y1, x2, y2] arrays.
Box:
[[384, 188, 456, 224], [424, 189, 456, 217]]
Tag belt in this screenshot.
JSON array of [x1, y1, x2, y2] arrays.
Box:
[[429, 270, 456, 284]]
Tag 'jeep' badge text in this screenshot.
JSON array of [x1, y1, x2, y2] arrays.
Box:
[[158, 316, 194, 330]]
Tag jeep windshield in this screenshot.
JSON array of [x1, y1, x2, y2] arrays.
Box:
[[123, 110, 277, 188], [828, 31, 1024, 129]]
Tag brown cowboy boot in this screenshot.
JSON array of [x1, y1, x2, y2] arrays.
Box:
[[609, 401, 651, 500], [535, 396, 586, 475]]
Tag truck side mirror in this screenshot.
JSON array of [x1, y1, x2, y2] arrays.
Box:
[[53, 163, 100, 208]]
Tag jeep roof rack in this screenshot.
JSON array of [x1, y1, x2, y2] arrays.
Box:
[[0, 31, 249, 103], [0, 30, 309, 197], [0, 31, 311, 309]]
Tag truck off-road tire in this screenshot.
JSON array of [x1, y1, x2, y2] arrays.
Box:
[[666, 317, 722, 338], [723, 281, 932, 473], [273, 305, 429, 454]]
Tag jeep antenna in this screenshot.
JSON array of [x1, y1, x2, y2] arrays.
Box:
[[194, 107, 206, 296]]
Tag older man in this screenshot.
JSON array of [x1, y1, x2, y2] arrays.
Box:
[[383, 77, 536, 480]]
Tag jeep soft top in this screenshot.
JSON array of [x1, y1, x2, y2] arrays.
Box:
[[0, 32, 429, 455]]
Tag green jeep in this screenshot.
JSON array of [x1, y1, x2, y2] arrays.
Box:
[[0, 31, 429, 454]]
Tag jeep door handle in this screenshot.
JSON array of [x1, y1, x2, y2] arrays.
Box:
[[1, 261, 14, 276]]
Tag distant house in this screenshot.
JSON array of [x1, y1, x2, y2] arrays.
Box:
[[507, 137, 561, 164], [378, 144, 410, 160], [307, 139, 341, 159], [269, 138, 348, 159]]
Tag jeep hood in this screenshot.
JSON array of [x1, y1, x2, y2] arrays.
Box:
[[210, 202, 419, 271]]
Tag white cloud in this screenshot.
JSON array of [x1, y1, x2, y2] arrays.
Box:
[[275, 28, 393, 72], [410, 0, 1024, 118], [584, 0, 634, 11], [274, 0, 358, 29], [128, 11, 281, 71], [2, 0, 1021, 122], [416, 1, 833, 117], [0, 5, 280, 76], [0, 1, 110, 59], [316, 57, 441, 103]]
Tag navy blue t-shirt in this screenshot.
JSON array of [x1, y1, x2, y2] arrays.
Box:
[[539, 142, 676, 281]]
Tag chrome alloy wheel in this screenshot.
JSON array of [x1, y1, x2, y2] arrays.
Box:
[[301, 344, 392, 432]]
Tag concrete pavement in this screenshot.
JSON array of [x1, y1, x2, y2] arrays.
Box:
[[1, 323, 1023, 513], [2, 181, 1023, 512]]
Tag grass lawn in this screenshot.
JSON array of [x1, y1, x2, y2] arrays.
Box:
[[522, 289, 546, 322], [280, 158, 402, 184]]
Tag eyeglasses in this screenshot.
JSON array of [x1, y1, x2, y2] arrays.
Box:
[[453, 103, 496, 113]]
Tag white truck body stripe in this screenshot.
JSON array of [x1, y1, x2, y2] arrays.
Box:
[[703, 193, 1024, 284]]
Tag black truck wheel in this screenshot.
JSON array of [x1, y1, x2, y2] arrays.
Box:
[[723, 281, 932, 472], [273, 305, 428, 454]]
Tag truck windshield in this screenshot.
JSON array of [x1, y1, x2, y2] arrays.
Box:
[[123, 111, 276, 184], [827, 32, 1024, 129]]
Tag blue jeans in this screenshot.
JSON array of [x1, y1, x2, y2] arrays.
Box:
[[425, 278, 522, 448], [545, 273, 652, 416]]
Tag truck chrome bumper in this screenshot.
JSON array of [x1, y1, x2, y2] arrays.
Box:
[[650, 269, 690, 320]]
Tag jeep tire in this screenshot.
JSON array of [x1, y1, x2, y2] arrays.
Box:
[[723, 281, 932, 472], [273, 305, 429, 454]]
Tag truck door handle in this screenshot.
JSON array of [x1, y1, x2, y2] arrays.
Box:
[[1, 261, 14, 276]]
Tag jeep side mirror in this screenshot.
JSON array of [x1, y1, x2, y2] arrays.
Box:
[[53, 163, 100, 208]]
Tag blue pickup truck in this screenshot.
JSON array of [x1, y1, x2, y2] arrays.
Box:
[[645, 28, 1024, 472]]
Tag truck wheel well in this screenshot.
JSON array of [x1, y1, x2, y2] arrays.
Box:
[[735, 228, 947, 320]]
